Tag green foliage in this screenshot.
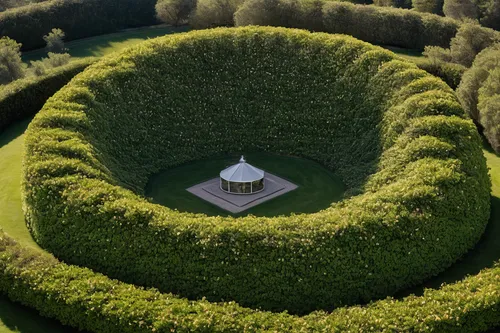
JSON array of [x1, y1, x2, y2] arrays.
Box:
[[0, 0, 158, 51], [480, 0, 500, 30], [234, 1, 459, 50], [43, 28, 66, 54], [27, 52, 72, 77], [22, 27, 490, 315], [443, 0, 478, 20], [0, 58, 95, 133], [478, 68, 500, 152], [442, 0, 500, 30], [374, 0, 412, 9], [424, 21, 500, 67], [412, 0, 443, 14], [457, 43, 500, 123], [0, 0, 47, 12], [415, 58, 466, 89], [0, 36, 24, 85], [190, 0, 245, 28], [155, 0, 196, 25], [1, 218, 500, 332]]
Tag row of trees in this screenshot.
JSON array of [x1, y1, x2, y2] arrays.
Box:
[[0, 28, 69, 85], [457, 44, 500, 152], [155, 0, 500, 31], [371, 0, 499, 31], [0, 0, 46, 12], [424, 21, 500, 67]]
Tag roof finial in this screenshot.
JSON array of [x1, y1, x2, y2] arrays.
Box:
[[239, 155, 246, 163]]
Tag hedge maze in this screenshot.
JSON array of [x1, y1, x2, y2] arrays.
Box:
[[2, 27, 494, 331]]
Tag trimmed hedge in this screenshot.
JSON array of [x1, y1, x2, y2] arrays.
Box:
[[0, 0, 158, 51], [23, 27, 490, 314], [1, 229, 500, 332], [414, 59, 466, 89], [233, 0, 460, 50], [0, 58, 96, 133]]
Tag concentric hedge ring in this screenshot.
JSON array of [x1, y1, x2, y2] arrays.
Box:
[[23, 27, 490, 314]]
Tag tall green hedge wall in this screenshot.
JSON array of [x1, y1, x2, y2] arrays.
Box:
[[23, 27, 490, 314], [0, 0, 157, 51], [0, 58, 95, 133]]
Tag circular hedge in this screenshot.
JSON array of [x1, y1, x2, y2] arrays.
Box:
[[22, 27, 490, 314]]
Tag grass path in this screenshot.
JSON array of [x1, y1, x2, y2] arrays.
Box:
[[0, 120, 80, 333], [21, 25, 190, 63]]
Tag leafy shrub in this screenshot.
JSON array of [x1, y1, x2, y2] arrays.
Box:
[[424, 21, 500, 67], [457, 44, 500, 122], [478, 68, 500, 152], [235, 1, 459, 50], [27, 52, 71, 77], [412, 0, 443, 14], [190, 0, 245, 28], [414, 58, 466, 89], [443, 0, 478, 20], [443, 0, 500, 31], [457, 44, 500, 153], [155, 0, 196, 25], [0, 0, 158, 51], [374, 0, 412, 8], [0, 36, 25, 84], [0, 58, 95, 133], [23, 27, 490, 314], [43, 28, 66, 53]]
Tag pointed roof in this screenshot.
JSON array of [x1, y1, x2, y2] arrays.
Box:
[[220, 156, 264, 182]]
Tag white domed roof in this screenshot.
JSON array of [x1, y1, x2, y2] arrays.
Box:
[[220, 156, 264, 182]]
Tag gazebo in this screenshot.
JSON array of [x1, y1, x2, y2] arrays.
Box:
[[220, 156, 265, 194]]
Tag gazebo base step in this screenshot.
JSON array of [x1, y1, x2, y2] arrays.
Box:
[[186, 173, 298, 213]]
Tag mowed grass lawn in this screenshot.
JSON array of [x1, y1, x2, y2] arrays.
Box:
[[1, 118, 500, 332], [21, 25, 190, 63], [145, 153, 345, 217]]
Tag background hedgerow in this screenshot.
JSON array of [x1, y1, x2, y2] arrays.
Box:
[[0, 0, 158, 51], [22, 27, 490, 314], [233, 0, 460, 50], [0, 58, 95, 133], [1, 0, 460, 51]]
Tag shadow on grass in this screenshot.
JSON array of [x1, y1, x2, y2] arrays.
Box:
[[0, 294, 82, 333], [0, 118, 31, 150], [22, 25, 191, 63]]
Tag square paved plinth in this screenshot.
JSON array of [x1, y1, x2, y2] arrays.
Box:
[[186, 173, 298, 213]]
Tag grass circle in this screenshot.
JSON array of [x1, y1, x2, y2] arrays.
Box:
[[145, 153, 345, 217]]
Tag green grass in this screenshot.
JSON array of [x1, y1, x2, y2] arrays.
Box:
[[0, 120, 81, 333], [0, 119, 38, 249], [380, 45, 424, 63], [145, 153, 345, 217], [21, 25, 190, 63]]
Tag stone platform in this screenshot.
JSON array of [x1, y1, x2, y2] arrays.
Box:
[[186, 173, 298, 213]]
